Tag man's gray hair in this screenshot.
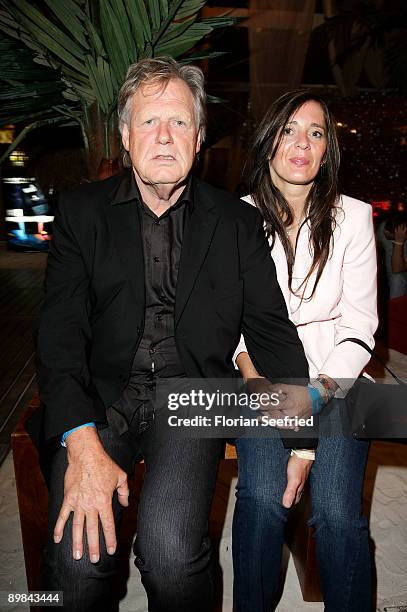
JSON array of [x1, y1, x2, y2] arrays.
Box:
[[118, 56, 206, 166]]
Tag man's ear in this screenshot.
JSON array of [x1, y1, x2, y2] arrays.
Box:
[[121, 123, 130, 151]]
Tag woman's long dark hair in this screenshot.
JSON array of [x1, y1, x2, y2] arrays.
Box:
[[250, 90, 341, 300]]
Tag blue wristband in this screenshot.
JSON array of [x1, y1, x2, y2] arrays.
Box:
[[61, 422, 96, 447], [307, 384, 324, 416]]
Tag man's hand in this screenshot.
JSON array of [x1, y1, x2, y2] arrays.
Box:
[[244, 377, 298, 429], [54, 427, 129, 563], [282, 453, 313, 508], [248, 382, 312, 430], [272, 383, 312, 422]]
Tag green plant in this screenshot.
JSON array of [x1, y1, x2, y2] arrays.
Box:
[[0, 0, 234, 176]]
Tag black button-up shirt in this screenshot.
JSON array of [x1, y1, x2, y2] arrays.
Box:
[[112, 174, 192, 426]]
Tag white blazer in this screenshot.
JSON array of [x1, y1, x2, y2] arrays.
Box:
[[235, 194, 378, 392]]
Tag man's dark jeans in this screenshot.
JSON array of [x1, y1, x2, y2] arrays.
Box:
[[43, 403, 222, 611]]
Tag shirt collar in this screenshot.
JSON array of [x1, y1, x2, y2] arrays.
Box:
[[111, 168, 194, 212]]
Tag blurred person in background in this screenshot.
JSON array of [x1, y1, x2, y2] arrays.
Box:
[[376, 211, 407, 299]]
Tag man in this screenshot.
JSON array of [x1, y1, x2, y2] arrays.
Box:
[[33, 57, 313, 611]]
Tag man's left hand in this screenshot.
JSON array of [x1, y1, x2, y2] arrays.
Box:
[[282, 453, 313, 508]]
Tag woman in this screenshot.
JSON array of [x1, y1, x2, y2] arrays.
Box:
[[233, 90, 377, 611]]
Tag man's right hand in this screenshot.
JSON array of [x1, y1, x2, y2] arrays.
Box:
[[54, 427, 129, 563], [245, 377, 300, 429]]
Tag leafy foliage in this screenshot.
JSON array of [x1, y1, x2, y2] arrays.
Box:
[[0, 31, 73, 127], [0, 0, 235, 164]]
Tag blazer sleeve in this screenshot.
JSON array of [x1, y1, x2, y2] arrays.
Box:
[[319, 201, 378, 393], [238, 208, 316, 448], [35, 193, 106, 442], [238, 208, 308, 379]]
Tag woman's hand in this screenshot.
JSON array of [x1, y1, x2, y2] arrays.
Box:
[[282, 454, 313, 508]]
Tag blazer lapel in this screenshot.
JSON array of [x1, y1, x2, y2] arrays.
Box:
[[175, 181, 219, 327]]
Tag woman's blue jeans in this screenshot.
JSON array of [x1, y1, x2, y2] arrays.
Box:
[[233, 402, 371, 612]]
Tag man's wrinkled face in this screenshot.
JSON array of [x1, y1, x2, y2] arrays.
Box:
[[121, 78, 201, 191]]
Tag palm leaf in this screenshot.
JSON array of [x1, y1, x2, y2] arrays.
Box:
[[124, 0, 151, 49], [156, 15, 196, 45], [122, 1, 144, 53], [149, 0, 184, 47], [43, 0, 89, 50], [0, 8, 21, 33], [61, 65, 95, 87], [100, 0, 130, 84], [84, 55, 109, 113], [0, 81, 63, 99], [97, 56, 115, 107], [160, 0, 168, 19], [0, 34, 56, 81], [175, 0, 207, 19], [180, 50, 226, 62], [6, 8, 88, 75], [201, 16, 238, 28], [8, 0, 86, 61], [155, 22, 214, 56], [149, 0, 161, 33], [107, 0, 137, 61], [157, 14, 236, 51], [0, 9, 47, 59], [156, 37, 204, 57], [83, 16, 107, 58], [0, 81, 68, 124], [63, 82, 95, 104], [20, 37, 51, 63], [206, 94, 227, 104], [62, 89, 80, 102], [0, 32, 67, 123]]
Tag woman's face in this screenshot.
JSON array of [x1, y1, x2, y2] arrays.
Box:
[[269, 100, 327, 192]]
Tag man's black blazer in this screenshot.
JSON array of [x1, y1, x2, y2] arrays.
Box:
[[33, 170, 312, 446]]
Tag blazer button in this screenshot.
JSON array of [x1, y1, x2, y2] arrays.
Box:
[[137, 327, 141, 335]]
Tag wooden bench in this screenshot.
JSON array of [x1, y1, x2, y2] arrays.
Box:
[[11, 396, 322, 602]]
